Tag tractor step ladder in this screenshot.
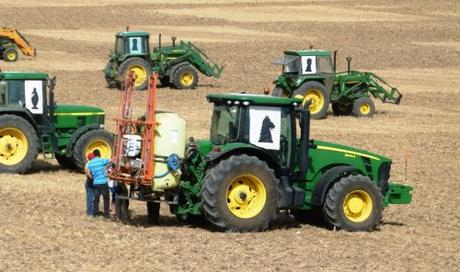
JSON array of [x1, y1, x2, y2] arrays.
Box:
[[40, 134, 54, 159]]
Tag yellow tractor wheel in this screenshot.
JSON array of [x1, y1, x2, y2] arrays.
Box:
[[352, 97, 376, 118], [201, 154, 280, 232], [172, 65, 198, 89], [293, 81, 329, 119], [3, 48, 18, 62], [118, 57, 152, 91], [72, 129, 114, 171], [0, 115, 38, 173], [325, 175, 383, 231]]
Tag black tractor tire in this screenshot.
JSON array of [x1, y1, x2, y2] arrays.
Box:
[[172, 65, 199, 89], [3, 48, 18, 62], [117, 57, 152, 91], [147, 201, 160, 224], [293, 81, 329, 119], [72, 129, 114, 171], [201, 155, 280, 232], [0, 115, 38, 173], [104, 60, 118, 88], [352, 97, 375, 118], [115, 183, 129, 223], [324, 175, 383, 231], [332, 102, 353, 116], [55, 154, 77, 170], [272, 86, 285, 97]]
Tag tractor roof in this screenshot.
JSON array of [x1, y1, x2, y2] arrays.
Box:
[[284, 49, 331, 57], [0, 71, 48, 80], [207, 93, 303, 106], [116, 31, 150, 38]]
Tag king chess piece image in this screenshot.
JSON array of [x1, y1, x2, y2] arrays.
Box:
[[258, 116, 275, 143], [31, 88, 39, 109]]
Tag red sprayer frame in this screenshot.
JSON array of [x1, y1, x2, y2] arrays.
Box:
[[109, 73, 158, 185]]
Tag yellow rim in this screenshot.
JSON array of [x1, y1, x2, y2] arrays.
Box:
[[295, 89, 325, 114], [85, 139, 112, 160], [129, 65, 147, 87], [226, 174, 267, 219], [343, 190, 373, 223], [180, 72, 194, 86], [360, 103, 371, 115], [6, 51, 16, 61], [0, 128, 28, 165]]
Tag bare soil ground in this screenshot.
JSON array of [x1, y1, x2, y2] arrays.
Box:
[[0, 0, 459, 271]]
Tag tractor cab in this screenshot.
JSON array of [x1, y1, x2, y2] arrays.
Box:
[[0, 72, 50, 125], [206, 93, 304, 171], [273, 50, 334, 77], [114, 31, 150, 56]]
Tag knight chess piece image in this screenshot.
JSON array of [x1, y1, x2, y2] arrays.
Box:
[[258, 115, 275, 143], [31, 88, 39, 109]]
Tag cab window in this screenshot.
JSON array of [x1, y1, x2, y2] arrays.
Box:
[[7, 80, 25, 106]]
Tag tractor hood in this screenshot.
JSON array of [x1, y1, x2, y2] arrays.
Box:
[[313, 140, 391, 162], [54, 104, 105, 116]]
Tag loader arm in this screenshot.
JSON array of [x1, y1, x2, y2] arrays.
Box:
[[364, 72, 402, 104], [180, 41, 223, 78], [0, 28, 36, 57]]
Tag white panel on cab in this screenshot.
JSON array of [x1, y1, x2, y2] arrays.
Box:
[[249, 106, 281, 150], [24, 80, 44, 114]]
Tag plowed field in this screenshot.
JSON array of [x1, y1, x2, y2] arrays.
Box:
[[0, 1, 459, 271]]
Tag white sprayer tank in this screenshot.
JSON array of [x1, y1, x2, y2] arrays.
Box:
[[153, 112, 186, 191]]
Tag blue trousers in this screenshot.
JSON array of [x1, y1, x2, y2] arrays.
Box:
[[85, 180, 95, 216]]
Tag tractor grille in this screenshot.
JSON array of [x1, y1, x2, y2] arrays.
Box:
[[378, 162, 391, 195], [362, 157, 373, 180]]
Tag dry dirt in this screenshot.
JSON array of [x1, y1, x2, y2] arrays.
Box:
[[0, 0, 459, 271]]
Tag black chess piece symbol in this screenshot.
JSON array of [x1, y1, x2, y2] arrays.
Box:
[[305, 58, 312, 72], [258, 116, 275, 143], [132, 38, 138, 51], [31, 88, 39, 109]]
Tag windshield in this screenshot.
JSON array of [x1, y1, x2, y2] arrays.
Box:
[[273, 55, 301, 74], [115, 37, 124, 55], [210, 104, 240, 145], [319, 56, 333, 74]]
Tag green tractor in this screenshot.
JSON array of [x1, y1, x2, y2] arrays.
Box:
[[272, 49, 402, 119], [104, 31, 223, 90], [112, 90, 412, 232], [0, 71, 113, 173]]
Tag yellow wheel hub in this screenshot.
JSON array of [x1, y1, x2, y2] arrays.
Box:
[[0, 128, 28, 165], [360, 104, 370, 115], [295, 89, 325, 114], [85, 139, 112, 160], [129, 65, 147, 87], [343, 190, 373, 223], [226, 174, 267, 218], [180, 72, 194, 86], [6, 51, 16, 61]]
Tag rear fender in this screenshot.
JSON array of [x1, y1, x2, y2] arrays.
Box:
[[0, 109, 38, 131], [64, 124, 100, 157], [205, 147, 282, 178]]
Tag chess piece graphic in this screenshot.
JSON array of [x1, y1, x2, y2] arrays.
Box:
[[132, 39, 138, 51], [306, 58, 312, 72], [31, 88, 39, 109], [258, 116, 275, 143]]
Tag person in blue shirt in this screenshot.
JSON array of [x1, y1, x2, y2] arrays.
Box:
[[85, 149, 111, 218]]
